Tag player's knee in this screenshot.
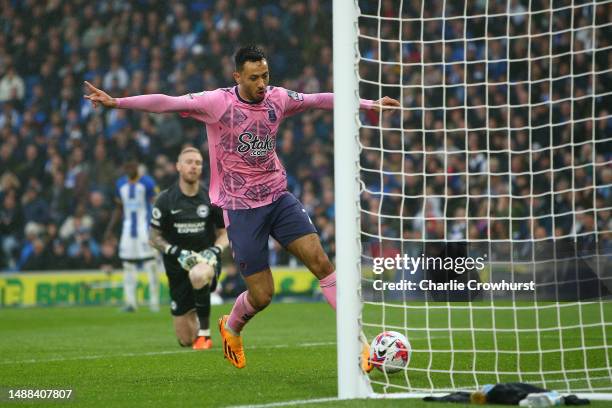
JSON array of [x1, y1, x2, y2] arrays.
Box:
[[189, 265, 212, 289], [176, 326, 196, 347], [174, 315, 197, 346], [189, 272, 206, 289], [177, 336, 193, 347]]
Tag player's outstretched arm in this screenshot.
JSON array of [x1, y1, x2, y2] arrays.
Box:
[[371, 96, 401, 112], [84, 81, 118, 109], [83, 81, 203, 114], [285, 90, 400, 116]]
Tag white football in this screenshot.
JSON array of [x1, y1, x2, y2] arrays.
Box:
[[369, 331, 411, 373]]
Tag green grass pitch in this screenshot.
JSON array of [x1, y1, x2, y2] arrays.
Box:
[[1, 302, 611, 407]]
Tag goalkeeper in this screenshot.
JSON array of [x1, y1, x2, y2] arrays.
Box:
[[148, 147, 228, 350]]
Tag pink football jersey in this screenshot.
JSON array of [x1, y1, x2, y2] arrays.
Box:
[[117, 86, 374, 210]]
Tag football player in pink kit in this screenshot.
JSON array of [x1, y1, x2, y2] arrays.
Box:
[[84, 45, 399, 370]]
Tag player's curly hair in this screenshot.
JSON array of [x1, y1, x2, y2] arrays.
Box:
[[234, 45, 266, 72]]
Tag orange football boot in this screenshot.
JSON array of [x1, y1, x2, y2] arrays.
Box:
[[361, 341, 374, 373], [360, 332, 374, 373], [192, 336, 213, 350], [218, 315, 246, 368]]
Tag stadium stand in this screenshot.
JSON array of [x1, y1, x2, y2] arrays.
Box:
[[0, 0, 335, 271], [0, 0, 609, 274]]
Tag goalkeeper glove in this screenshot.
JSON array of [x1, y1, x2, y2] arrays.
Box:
[[166, 245, 205, 271], [200, 245, 222, 266], [200, 245, 222, 291], [177, 250, 206, 272]]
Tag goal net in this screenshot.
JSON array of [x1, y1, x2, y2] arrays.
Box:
[[334, 0, 612, 399]]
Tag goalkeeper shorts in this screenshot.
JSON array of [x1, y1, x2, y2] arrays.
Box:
[[224, 192, 317, 276], [163, 259, 197, 316]]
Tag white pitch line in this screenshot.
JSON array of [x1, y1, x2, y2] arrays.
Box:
[[0, 349, 192, 365], [0, 341, 337, 366], [1, 335, 443, 366], [224, 397, 338, 408]]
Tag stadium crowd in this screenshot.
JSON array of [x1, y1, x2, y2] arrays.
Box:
[[357, 0, 611, 263], [0, 0, 610, 273], [0, 0, 334, 271]]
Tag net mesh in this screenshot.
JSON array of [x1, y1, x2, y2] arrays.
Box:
[[356, 0, 612, 394]]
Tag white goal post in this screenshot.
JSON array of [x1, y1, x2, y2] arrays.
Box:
[[334, 0, 612, 401], [333, 0, 372, 399]]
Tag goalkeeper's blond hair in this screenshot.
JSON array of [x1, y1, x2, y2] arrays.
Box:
[[177, 146, 202, 161]]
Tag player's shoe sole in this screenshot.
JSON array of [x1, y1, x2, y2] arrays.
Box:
[[192, 336, 213, 350], [218, 315, 246, 368], [361, 340, 374, 373]]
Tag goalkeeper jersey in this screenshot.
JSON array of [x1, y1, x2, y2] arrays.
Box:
[[150, 182, 224, 255]]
